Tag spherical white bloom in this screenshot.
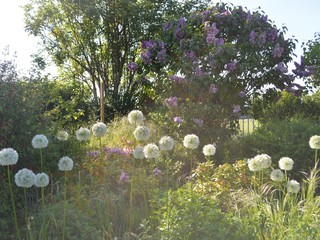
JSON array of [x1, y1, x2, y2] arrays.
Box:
[[56, 131, 69, 141], [203, 144, 216, 156], [143, 144, 160, 159], [287, 180, 300, 193], [35, 173, 49, 187], [0, 148, 18, 166], [32, 134, 49, 149], [159, 136, 174, 151], [279, 157, 294, 171], [58, 156, 74, 171], [248, 157, 263, 172], [134, 126, 151, 141], [309, 135, 320, 149], [14, 168, 35, 188], [270, 169, 284, 182], [92, 122, 107, 137], [128, 110, 144, 125], [76, 127, 91, 141], [255, 154, 272, 169], [183, 134, 200, 149], [133, 146, 145, 159]]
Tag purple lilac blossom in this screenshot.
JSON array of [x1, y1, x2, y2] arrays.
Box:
[[185, 50, 196, 59], [261, 15, 268, 22], [157, 49, 167, 63], [268, 28, 278, 42], [169, 75, 185, 84], [173, 117, 183, 124], [195, 68, 204, 77], [272, 43, 284, 58], [209, 84, 218, 93], [276, 62, 288, 73], [163, 22, 173, 31], [259, 33, 267, 47], [193, 118, 204, 127], [127, 62, 138, 72], [233, 105, 241, 113], [164, 97, 178, 108], [119, 171, 129, 183], [140, 51, 152, 64], [226, 61, 237, 72], [239, 91, 246, 98], [246, 11, 252, 22], [249, 30, 256, 45]]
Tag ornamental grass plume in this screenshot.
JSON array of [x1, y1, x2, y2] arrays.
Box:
[[159, 136, 174, 151], [134, 126, 151, 141], [183, 134, 200, 149], [203, 144, 216, 156], [128, 110, 144, 126], [92, 122, 107, 137], [133, 146, 145, 159], [0, 148, 21, 240], [287, 179, 300, 193], [143, 143, 160, 159], [279, 157, 294, 171], [32, 134, 49, 149], [76, 127, 91, 141], [56, 131, 69, 141], [270, 169, 285, 182]]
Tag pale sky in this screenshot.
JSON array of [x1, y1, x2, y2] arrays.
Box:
[[0, 0, 319, 75]]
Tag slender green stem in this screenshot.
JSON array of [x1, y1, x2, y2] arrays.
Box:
[[190, 151, 193, 196], [166, 158, 171, 237], [129, 177, 133, 234], [315, 149, 318, 167], [8, 166, 21, 240], [41, 187, 46, 240], [62, 171, 67, 240], [40, 148, 43, 172], [24, 188, 30, 240]]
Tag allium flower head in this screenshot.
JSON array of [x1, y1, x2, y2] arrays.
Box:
[[173, 116, 183, 124], [0, 148, 18, 166], [270, 169, 284, 182], [309, 135, 320, 149], [248, 157, 263, 172], [239, 91, 246, 98], [193, 118, 204, 127], [133, 146, 145, 159], [120, 171, 129, 183], [164, 97, 178, 108], [58, 156, 74, 171], [255, 154, 272, 169], [143, 144, 160, 159], [134, 126, 151, 141], [203, 144, 216, 156], [14, 168, 35, 188], [279, 157, 294, 171], [183, 134, 200, 149], [92, 122, 107, 137], [56, 131, 69, 141], [76, 127, 91, 141], [32, 134, 49, 149], [153, 168, 162, 176], [35, 173, 49, 187], [287, 180, 300, 193], [128, 110, 144, 126], [209, 84, 218, 93], [159, 136, 174, 151]]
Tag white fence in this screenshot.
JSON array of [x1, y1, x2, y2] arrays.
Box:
[[239, 116, 260, 137]]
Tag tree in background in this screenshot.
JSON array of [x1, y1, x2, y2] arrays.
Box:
[[138, 3, 297, 161], [23, 0, 211, 121]]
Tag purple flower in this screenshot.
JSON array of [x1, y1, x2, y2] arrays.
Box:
[[239, 91, 246, 98], [185, 50, 196, 59], [246, 11, 252, 22], [140, 51, 152, 64], [226, 61, 237, 72], [195, 68, 204, 77], [216, 38, 224, 46], [173, 117, 183, 124], [261, 15, 268, 22], [193, 118, 204, 127], [276, 62, 288, 73], [209, 84, 218, 93], [259, 33, 267, 47], [268, 28, 278, 42], [163, 22, 173, 31], [157, 49, 167, 63], [153, 168, 162, 176], [233, 105, 241, 113], [249, 30, 256, 45], [164, 97, 178, 108], [127, 62, 138, 72], [169, 75, 185, 84], [87, 151, 101, 157], [272, 43, 284, 58], [119, 171, 129, 183], [142, 40, 156, 49]]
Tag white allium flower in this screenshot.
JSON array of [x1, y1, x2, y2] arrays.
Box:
[[287, 180, 300, 193], [58, 156, 74, 171], [32, 134, 49, 149], [0, 148, 18, 166], [256, 154, 272, 169], [203, 144, 216, 156], [159, 136, 174, 151], [183, 134, 200, 149], [128, 110, 144, 125], [76, 127, 91, 141], [133, 146, 145, 159], [56, 131, 69, 141], [248, 157, 263, 172], [143, 144, 160, 159], [270, 169, 284, 182], [309, 135, 320, 149], [92, 122, 107, 137], [35, 173, 49, 187], [279, 157, 294, 171], [134, 126, 151, 141], [14, 168, 35, 188]]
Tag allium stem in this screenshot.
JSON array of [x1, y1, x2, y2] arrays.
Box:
[[315, 149, 318, 167], [129, 177, 133, 234], [8, 166, 21, 240], [166, 158, 171, 237], [41, 187, 47, 240], [24, 188, 30, 240], [40, 148, 43, 172], [62, 171, 67, 240]]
